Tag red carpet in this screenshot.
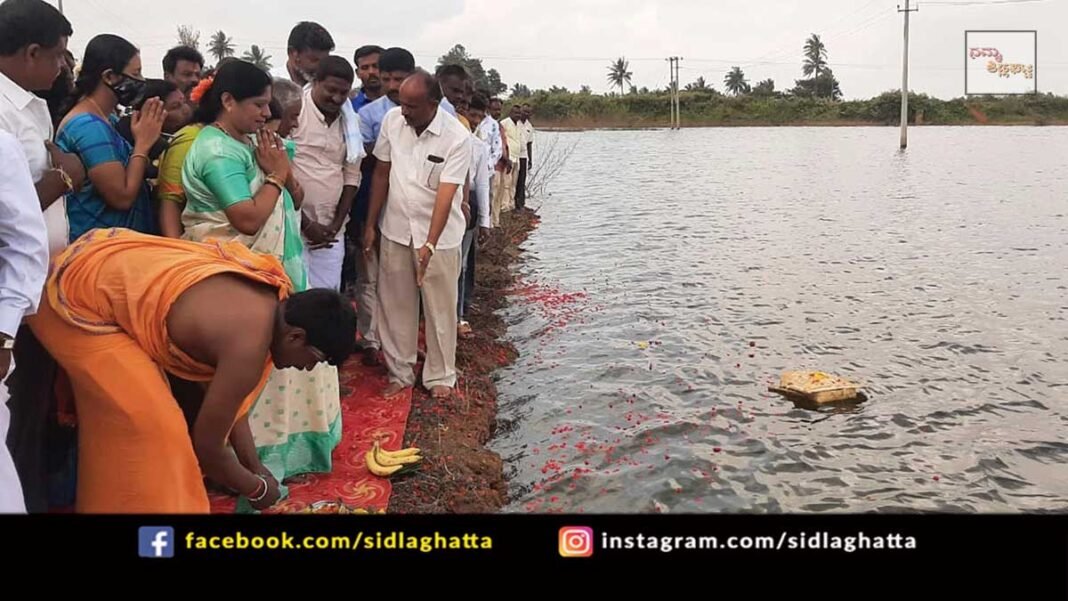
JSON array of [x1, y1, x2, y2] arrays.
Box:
[[209, 358, 413, 514]]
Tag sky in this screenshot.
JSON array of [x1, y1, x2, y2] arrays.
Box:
[[53, 0, 1067, 100]]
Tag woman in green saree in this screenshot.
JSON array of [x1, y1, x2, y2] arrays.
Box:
[[180, 60, 342, 505]]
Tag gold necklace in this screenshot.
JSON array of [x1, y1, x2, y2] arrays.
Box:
[[85, 96, 110, 119], [212, 120, 248, 144]]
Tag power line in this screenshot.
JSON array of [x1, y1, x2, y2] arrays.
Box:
[[834, 10, 896, 41], [81, 0, 146, 37], [923, 0, 1046, 5], [739, 1, 891, 70]]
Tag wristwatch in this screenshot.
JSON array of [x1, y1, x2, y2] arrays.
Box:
[[1, 336, 13, 351], [423, 241, 436, 256]]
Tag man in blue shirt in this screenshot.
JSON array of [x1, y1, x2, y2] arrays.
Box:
[[343, 47, 415, 365], [356, 47, 413, 155], [349, 44, 383, 112], [435, 64, 470, 120]]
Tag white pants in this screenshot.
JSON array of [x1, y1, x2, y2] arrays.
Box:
[[356, 242, 380, 350], [44, 200, 68, 258], [377, 238, 460, 389], [302, 236, 346, 291], [0, 360, 26, 513]]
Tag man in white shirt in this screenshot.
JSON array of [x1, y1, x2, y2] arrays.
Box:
[[457, 96, 492, 337], [362, 70, 472, 400], [515, 102, 535, 211], [0, 0, 84, 513], [488, 98, 511, 227], [0, 131, 49, 513], [0, 0, 84, 258], [290, 56, 364, 292], [475, 96, 503, 178], [349, 48, 415, 365], [498, 105, 523, 217]]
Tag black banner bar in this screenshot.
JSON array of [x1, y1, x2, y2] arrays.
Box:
[[1, 514, 1065, 586]]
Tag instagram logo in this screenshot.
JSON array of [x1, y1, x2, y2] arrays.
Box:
[[559, 526, 594, 558]]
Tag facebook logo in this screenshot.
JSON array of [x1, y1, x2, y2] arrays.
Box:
[[138, 527, 175, 558]]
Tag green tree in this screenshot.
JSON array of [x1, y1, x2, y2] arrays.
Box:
[[791, 69, 842, 100], [177, 25, 200, 50], [437, 44, 508, 95], [208, 30, 235, 63], [803, 34, 828, 80], [485, 69, 506, 96], [606, 57, 632, 95], [579, 85, 592, 94], [510, 83, 532, 98], [724, 66, 750, 96], [242, 45, 272, 71], [685, 76, 711, 92], [752, 78, 776, 96]]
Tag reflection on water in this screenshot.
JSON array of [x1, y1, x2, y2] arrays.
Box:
[[491, 126, 1068, 514]]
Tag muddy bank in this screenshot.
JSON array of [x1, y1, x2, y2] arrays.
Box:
[[389, 209, 540, 513]]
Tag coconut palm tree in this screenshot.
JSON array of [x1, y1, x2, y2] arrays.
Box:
[[510, 83, 532, 98], [606, 57, 633, 95], [753, 78, 776, 96], [685, 76, 712, 92], [241, 45, 272, 71], [208, 31, 235, 63], [723, 66, 750, 96], [803, 34, 829, 80]]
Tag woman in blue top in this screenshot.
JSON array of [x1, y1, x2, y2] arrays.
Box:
[[56, 34, 165, 242]]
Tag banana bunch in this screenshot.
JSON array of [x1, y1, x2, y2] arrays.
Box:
[[365, 441, 422, 477]]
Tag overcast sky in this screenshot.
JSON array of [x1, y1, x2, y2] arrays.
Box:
[[54, 0, 1066, 99]]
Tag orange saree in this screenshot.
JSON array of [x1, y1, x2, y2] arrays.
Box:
[[28, 228, 292, 513]]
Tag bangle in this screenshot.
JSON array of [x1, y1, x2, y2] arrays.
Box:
[[53, 168, 74, 193], [264, 174, 286, 192], [247, 474, 269, 503], [423, 241, 436, 255], [130, 153, 150, 164]]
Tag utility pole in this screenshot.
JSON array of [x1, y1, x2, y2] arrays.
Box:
[[666, 56, 683, 129], [899, 0, 918, 149], [667, 57, 676, 129], [675, 57, 683, 129]]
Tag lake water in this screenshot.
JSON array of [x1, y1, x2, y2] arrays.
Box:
[[491, 126, 1068, 514]]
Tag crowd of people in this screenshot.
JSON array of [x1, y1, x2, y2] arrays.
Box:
[[0, 0, 536, 513]]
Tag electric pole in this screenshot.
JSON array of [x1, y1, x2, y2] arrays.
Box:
[[667, 57, 676, 129], [675, 57, 683, 129], [666, 56, 683, 129], [58, 0, 64, 14], [899, 0, 918, 149]]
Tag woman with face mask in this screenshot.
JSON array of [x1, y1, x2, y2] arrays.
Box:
[[55, 34, 165, 242]]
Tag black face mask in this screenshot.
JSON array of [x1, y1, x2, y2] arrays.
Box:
[[108, 74, 146, 107]]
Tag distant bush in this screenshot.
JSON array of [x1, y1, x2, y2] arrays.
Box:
[[507, 89, 1068, 127]]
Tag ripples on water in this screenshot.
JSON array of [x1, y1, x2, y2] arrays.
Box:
[[490, 126, 1068, 514]]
